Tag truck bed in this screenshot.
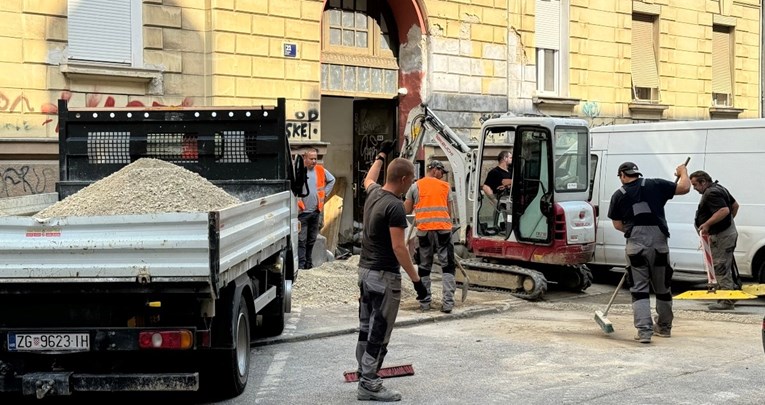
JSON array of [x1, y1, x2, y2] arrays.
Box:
[[0, 190, 292, 290]]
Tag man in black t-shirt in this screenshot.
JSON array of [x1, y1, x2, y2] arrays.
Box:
[[354, 141, 427, 402], [607, 161, 690, 343], [690, 170, 740, 311], [482, 150, 513, 202]]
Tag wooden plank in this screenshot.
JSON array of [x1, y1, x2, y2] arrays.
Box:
[[320, 177, 347, 254]]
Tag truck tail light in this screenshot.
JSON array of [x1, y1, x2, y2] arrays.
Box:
[[139, 330, 193, 350]]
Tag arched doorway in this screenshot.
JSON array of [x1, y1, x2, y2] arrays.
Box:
[[319, 0, 426, 228]]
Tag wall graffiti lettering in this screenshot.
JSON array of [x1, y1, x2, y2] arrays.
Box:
[[287, 108, 320, 139], [0, 165, 57, 198]]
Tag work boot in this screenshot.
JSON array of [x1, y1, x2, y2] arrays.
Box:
[[708, 300, 735, 311], [419, 302, 431, 311], [357, 385, 402, 402], [652, 317, 671, 338], [633, 331, 652, 344], [440, 305, 453, 314]]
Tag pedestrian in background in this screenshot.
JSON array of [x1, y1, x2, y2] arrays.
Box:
[[690, 170, 740, 311], [355, 140, 428, 402], [608, 161, 690, 344], [298, 148, 335, 270], [404, 160, 457, 313]]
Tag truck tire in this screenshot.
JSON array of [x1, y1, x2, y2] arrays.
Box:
[[208, 297, 251, 399], [258, 274, 287, 337]]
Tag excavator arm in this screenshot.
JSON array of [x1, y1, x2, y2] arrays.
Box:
[[401, 104, 477, 243]]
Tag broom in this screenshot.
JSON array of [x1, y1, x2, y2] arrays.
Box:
[[594, 271, 628, 334], [343, 364, 415, 383]]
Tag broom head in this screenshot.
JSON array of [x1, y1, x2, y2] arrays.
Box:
[[343, 364, 415, 383]]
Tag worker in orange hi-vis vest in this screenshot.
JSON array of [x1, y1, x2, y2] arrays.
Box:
[[404, 160, 456, 313], [298, 148, 335, 269]]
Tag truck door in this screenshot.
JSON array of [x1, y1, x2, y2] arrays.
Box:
[[352, 99, 397, 222], [512, 126, 553, 243]]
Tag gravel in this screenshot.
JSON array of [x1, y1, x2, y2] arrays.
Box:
[[293, 255, 448, 309], [36, 158, 240, 218]]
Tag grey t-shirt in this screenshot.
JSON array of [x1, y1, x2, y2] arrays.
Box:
[[299, 165, 336, 213], [359, 183, 408, 273]]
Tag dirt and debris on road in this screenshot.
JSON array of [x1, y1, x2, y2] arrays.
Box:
[[292, 255, 509, 311]]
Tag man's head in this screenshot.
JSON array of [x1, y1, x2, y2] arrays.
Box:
[[385, 158, 416, 195], [689, 170, 713, 194], [497, 150, 511, 163], [617, 161, 641, 183], [302, 148, 319, 170], [427, 160, 449, 179]]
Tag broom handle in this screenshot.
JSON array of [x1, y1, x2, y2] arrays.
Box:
[[603, 271, 628, 317]]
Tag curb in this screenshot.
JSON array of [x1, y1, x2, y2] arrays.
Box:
[[253, 299, 528, 347]]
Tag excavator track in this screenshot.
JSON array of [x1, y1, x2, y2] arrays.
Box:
[[458, 258, 548, 301]]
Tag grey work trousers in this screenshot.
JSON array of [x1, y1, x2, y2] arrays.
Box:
[[416, 230, 456, 308], [356, 267, 401, 391], [626, 226, 674, 337], [709, 224, 738, 291]]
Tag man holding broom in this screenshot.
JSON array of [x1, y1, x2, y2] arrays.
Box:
[[607, 161, 690, 344]]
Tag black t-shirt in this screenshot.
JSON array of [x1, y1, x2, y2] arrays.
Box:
[[607, 178, 677, 237], [359, 183, 408, 273], [695, 183, 736, 235], [484, 166, 513, 195]]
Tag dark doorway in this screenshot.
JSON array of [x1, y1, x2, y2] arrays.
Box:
[[352, 99, 397, 222]]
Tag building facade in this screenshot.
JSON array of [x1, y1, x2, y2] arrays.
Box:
[[0, 0, 761, 235]]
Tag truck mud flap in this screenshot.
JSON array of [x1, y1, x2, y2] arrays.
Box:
[[10, 372, 198, 398]]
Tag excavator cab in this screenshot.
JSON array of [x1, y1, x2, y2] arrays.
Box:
[[465, 117, 596, 299]]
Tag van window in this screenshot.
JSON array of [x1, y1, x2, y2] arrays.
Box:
[[553, 127, 588, 193]]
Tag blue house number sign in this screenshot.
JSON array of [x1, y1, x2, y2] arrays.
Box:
[[284, 43, 297, 58]]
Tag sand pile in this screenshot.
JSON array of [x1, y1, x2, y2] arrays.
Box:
[[36, 158, 240, 217]]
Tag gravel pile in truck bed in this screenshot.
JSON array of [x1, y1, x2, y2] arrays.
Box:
[[35, 158, 240, 218]]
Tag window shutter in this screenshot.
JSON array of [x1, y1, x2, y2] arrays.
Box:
[[535, 0, 560, 50], [712, 27, 732, 94], [68, 0, 133, 64], [631, 16, 659, 88]]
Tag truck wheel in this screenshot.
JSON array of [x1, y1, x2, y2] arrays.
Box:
[[258, 275, 287, 338], [210, 298, 251, 399]]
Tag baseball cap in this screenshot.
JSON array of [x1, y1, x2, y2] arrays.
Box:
[[618, 161, 642, 176], [427, 160, 449, 173]]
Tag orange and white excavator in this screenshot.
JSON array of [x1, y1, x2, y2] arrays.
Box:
[[401, 104, 596, 300]]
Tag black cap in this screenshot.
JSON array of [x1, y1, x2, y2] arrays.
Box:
[[427, 160, 449, 173], [618, 162, 642, 176]]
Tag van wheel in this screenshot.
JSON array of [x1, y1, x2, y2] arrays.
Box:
[[206, 298, 251, 399]]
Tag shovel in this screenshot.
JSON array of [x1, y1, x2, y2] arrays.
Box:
[[673, 233, 756, 300]]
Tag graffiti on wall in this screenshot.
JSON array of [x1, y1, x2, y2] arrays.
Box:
[[0, 164, 57, 197], [0, 90, 195, 134], [286, 108, 320, 140]]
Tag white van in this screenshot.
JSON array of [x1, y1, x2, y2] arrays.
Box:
[[588, 119, 765, 281]]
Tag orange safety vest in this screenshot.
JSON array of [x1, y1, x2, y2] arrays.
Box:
[[298, 165, 326, 212], [413, 177, 452, 231]]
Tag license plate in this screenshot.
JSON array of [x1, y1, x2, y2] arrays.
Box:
[[7, 333, 90, 352]]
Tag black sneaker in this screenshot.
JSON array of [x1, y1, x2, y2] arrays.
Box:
[[357, 385, 402, 402], [633, 334, 651, 344], [652, 325, 671, 338]]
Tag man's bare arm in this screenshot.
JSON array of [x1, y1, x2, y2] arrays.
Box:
[[364, 152, 386, 190], [612, 220, 625, 233], [731, 201, 739, 218]]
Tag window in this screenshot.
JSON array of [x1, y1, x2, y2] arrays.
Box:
[[535, 0, 561, 95], [631, 14, 660, 102], [553, 127, 588, 193], [323, 0, 396, 59], [67, 0, 143, 66], [321, 0, 399, 96], [712, 25, 733, 107]]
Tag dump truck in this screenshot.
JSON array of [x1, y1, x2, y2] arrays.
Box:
[[0, 98, 302, 399]]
